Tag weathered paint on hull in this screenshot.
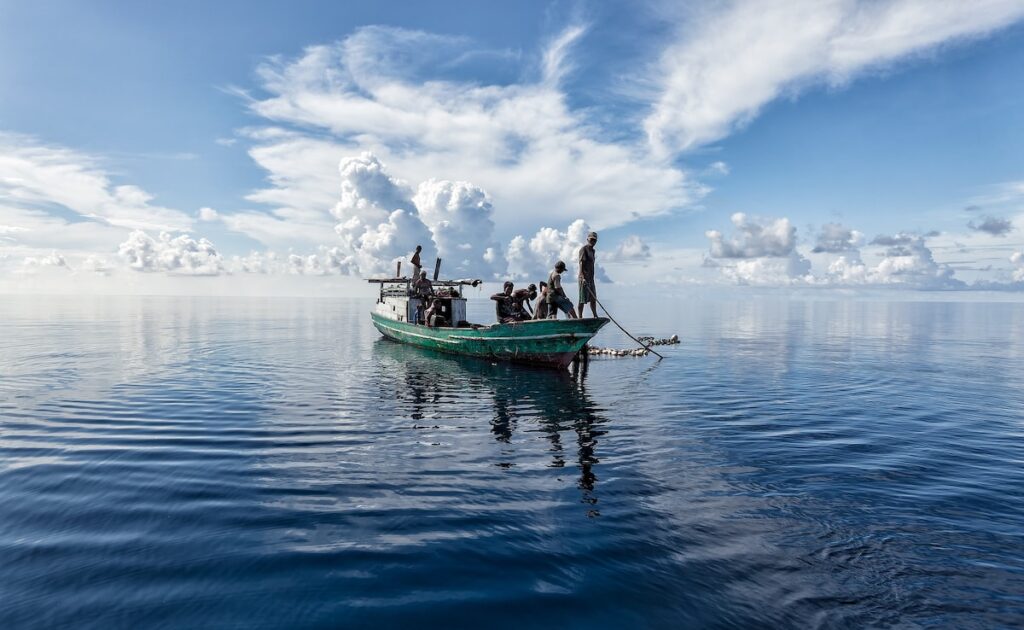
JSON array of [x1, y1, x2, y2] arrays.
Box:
[[371, 313, 608, 368]]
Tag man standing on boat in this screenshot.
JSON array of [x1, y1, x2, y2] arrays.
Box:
[[577, 231, 598, 318], [547, 261, 578, 319], [409, 245, 423, 279]]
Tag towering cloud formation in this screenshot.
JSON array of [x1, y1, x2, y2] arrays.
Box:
[[118, 231, 224, 276], [413, 179, 504, 277], [330, 153, 433, 276], [327, 153, 505, 278]]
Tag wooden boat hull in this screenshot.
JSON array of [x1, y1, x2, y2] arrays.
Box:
[[371, 313, 609, 368]]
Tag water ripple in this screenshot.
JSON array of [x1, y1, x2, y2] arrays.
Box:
[[1, 296, 1023, 627]]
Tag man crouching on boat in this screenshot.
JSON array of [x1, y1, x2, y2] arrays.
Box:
[[547, 261, 578, 319], [491, 281, 517, 323]]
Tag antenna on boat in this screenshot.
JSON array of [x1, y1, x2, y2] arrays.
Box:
[[433, 258, 442, 281]]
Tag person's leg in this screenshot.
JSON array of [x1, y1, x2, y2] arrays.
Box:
[[589, 299, 598, 318]]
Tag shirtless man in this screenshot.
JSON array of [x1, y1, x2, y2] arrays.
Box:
[[510, 284, 537, 320], [490, 281, 517, 323]]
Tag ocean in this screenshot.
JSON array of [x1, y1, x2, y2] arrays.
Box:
[[1, 295, 1022, 628]]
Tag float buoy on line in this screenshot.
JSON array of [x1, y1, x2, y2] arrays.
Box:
[[581, 280, 669, 360], [585, 335, 679, 358]]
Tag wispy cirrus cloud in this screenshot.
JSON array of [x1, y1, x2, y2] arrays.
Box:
[[0, 133, 193, 233], [644, 0, 1024, 154]]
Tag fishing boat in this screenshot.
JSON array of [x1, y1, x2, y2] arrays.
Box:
[[368, 275, 608, 369]]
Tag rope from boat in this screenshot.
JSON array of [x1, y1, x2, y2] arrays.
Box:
[[582, 280, 665, 360]]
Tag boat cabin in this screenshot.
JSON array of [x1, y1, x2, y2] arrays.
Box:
[[369, 278, 480, 327]]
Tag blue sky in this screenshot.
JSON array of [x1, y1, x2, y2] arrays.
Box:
[[2, 0, 1024, 293]]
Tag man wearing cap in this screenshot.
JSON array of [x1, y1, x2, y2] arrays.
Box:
[[577, 231, 598, 318], [547, 261, 578, 319]]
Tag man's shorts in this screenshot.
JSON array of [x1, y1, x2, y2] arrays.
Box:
[[578, 278, 596, 303], [548, 293, 574, 316]]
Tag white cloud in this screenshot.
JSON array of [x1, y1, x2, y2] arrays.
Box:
[[607, 235, 652, 262], [228, 247, 357, 276], [721, 253, 813, 286], [0, 133, 193, 233], [80, 254, 113, 275], [812, 222, 863, 253], [412, 179, 503, 277], [645, 0, 1024, 154], [823, 233, 963, 288], [702, 214, 972, 289], [236, 24, 696, 243], [506, 219, 610, 282], [118, 230, 224, 276], [22, 251, 69, 270], [706, 212, 798, 258], [967, 215, 1014, 236], [198, 207, 219, 221], [1011, 251, 1024, 282]]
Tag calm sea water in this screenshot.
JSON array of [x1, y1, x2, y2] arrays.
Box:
[[1, 295, 1023, 628]]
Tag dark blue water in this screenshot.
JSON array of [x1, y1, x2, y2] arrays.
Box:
[[1, 296, 1023, 628]]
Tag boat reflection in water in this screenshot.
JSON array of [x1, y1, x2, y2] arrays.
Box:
[[372, 337, 606, 515]]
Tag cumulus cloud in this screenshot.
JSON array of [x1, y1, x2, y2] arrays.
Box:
[[703, 213, 813, 284], [968, 215, 1013, 236], [412, 179, 504, 277], [22, 251, 69, 270], [607, 235, 652, 262], [325, 153, 432, 275], [721, 254, 813, 285], [118, 230, 224, 276], [198, 207, 219, 221], [812, 222, 863, 253], [236, 24, 696, 244], [1011, 251, 1024, 282], [506, 219, 611, 282], [706, 213, 798, 258], [828, 233, 963, 289], [644, 0, 1024, 154]]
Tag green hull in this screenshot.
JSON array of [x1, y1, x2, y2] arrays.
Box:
[[371, 313, 609, 368]]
